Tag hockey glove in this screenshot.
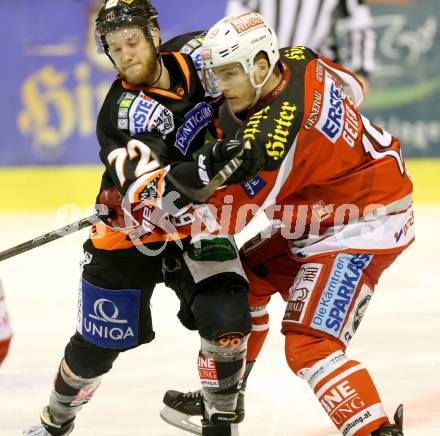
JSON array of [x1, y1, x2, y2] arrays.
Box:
[[195, 138, 265, 186], [227, 139, 266, 185], [98, 187, 147, 231], [98, 187, 126, 229]]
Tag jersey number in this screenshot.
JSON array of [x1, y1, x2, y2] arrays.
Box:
[[108, 140, 161, 187], [361, 115, 405, 175]]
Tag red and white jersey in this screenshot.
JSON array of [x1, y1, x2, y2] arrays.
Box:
[[0, 281, 12, 365], [188, 46, 414, 259]]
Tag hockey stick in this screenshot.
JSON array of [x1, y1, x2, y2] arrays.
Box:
[[173, 155, 242, 203], [0, 213, 102, 262]]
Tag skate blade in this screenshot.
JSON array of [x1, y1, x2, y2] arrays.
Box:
[[160, 405, 202, 435]]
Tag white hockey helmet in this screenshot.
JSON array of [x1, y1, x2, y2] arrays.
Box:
[[201, 12, 279, 103]]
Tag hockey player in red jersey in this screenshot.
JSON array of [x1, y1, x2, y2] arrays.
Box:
[[160, 12, 412, 436], [0, 280, 12, 366]]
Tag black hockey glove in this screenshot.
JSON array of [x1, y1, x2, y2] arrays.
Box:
[[227, 139, 267, 185], [195, 138, 266, 186]]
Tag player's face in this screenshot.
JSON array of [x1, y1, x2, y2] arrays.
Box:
[[210, 63, 256, 113], [106, 26, 159, 85]]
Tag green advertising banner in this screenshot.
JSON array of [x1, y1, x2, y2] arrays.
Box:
[[362, 1, 440, 156]]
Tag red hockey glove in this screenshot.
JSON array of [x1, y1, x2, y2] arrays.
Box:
[[0, 338, 11, 365], [98, 187, 170, 237], [98, 187, 126, 229], [98, 187, 146, 231], [0, 287, 12, 365]]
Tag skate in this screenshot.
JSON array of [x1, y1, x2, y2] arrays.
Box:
[[160, 389, 243, 435], [372, 404, 404, 436], [23, 406, 74, 436], [160, 390, 204, 435]]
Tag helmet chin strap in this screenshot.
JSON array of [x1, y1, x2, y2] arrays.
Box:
[[144, 38, 163, 87], [145, 54, 163, 87], [248, 62, 276, 108]]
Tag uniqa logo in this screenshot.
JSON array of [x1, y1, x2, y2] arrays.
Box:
[[84, 298, 134, 341], [89, 298, 128, 324]]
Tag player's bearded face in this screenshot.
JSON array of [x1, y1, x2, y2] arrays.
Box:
[[106, 27, 159, 85], [209, 63, 257, 113]]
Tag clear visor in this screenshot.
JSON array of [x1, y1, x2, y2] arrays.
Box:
[[201, 68, 222, 96], [95, 18, 154, 54], [103, 26, 150, 57], [201, 62, 257, 96]]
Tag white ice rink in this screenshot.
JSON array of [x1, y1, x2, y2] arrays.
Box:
[[0, 206, 439, 435]]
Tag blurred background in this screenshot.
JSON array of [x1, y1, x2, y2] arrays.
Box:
[[0, 0, 439, 210], [0, 1, 439, 435]]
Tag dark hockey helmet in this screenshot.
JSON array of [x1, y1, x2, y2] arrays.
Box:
[[95, 0, 159, 54]]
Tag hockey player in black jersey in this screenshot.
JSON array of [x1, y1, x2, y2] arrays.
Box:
[[23, 2, 257, 436]]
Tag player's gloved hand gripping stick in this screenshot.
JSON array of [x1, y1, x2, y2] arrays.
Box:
[[166, 139, 259, 202]]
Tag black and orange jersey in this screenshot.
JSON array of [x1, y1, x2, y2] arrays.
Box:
[[86, 48, 222, 254]]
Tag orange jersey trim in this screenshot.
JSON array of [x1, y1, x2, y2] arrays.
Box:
[[89, 222, 187, 251], [121, 79, 183, 100], [169, 51, 191, 91]]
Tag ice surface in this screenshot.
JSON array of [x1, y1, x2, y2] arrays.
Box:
[[0, 207, 439, 435]]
